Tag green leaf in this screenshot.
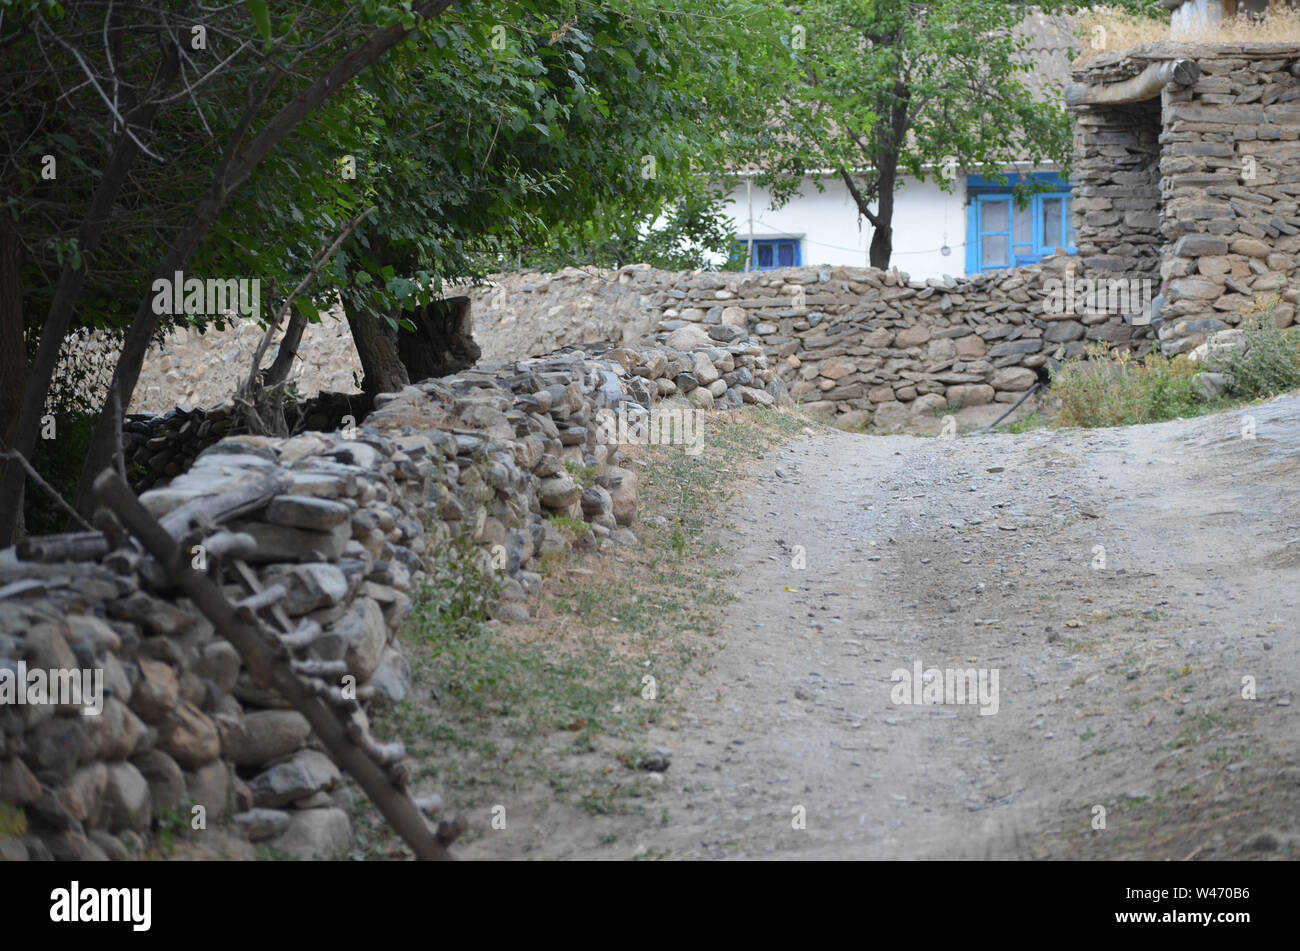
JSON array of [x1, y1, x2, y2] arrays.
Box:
[[246, 0, 271, 44]]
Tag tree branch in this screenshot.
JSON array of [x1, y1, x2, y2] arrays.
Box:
[[244, 204, 376, 400], [0, 438, 94, 532], [838, 166, 879, 227], [74, 1, 458, 514]]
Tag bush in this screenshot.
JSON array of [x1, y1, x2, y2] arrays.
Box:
[[412, 535, 501, 640], [1207, 307, 1300, 399], [1052, 342, 1205, 428]]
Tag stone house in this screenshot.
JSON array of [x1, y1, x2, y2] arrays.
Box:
[[1065, 36, 1300, 356]]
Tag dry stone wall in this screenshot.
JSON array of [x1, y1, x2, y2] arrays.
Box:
[[1, 338, 775, 861], [1071, 97, 1164, 283], [1069, 43, 1300, 357], [125, 259, 1141, 445], [475, 259, 1153, 432]]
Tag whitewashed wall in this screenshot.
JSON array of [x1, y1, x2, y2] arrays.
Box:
[[717, 173, 970, 280], [1171, 0, 1222, 38]]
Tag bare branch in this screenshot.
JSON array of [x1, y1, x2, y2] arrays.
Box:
[[0, 439, 95, 533], [41, 17, 165, 162]]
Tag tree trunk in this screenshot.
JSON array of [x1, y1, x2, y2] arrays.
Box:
[[345, 291, 481, 397], [0, 216, 24, 446], [868, 187, 895, 269], [865, 79, 910, 271], [0, 19, 181, 545], [0, 216, 25, 540], [0, 106, 168, 544], [343, 293, 409, 399], [397, 296, 480, 382], [262, 310, 308, 390]]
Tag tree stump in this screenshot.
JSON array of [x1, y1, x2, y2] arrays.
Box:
[[346, 295, 481, 397], [397, 295, 481, 383]]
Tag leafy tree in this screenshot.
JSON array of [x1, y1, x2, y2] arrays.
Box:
[[1, 0, 460, 539], [195, 3, 783, 394], [756, 0, 1076, 269], [495, 186, 741, 272], [0, 0, 788, 538]]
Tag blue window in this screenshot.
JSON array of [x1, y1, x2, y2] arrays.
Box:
[[966, 172, 1076, 273], [733, 238, 802, 270]]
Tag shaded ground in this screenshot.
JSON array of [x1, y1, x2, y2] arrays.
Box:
[[380, 398, 1299, 861]]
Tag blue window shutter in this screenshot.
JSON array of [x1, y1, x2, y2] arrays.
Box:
[[741, 238, 803, 271], [975, 196, 1013, 270], [965, 196, 978, 274], [967, 171, 1074, 271]]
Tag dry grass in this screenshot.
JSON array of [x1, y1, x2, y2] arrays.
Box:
[[1075, 8, 1300, 62]]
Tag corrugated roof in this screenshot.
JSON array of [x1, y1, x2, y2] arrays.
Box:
[[1013, 8, 1080, 103]]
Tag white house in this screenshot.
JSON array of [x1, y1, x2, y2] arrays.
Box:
[[717, 9, 1079, 280]]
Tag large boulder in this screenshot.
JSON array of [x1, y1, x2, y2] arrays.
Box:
[[945, 383, 994, 407]]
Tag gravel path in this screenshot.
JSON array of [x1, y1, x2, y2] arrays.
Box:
[[568, 397, 1300, 860]]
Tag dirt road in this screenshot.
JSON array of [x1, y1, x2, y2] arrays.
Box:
[[546, 397, 1300, 860]]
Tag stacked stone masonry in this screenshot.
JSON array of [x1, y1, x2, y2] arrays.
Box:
[[1070, 42, 1300, 356], [474, 258, 1149, 432], [1, 339, 778, 860]]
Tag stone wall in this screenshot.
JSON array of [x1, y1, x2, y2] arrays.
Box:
[[1, 337, 776, 860], [125, 271, 669, 417], [125, 259, 1144, 442], [643, 259, 1093, 432], [1071, 97, 1163, 282], [1069, 42, 1300, 356], [124, 393, 373, 491], [1, 425, 425, 860], [475, 258, 1163, 432]]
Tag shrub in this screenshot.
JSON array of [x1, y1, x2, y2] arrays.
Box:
[[563, 459, 599, 489], [412, 535, 502, 640], [1207, 307, 1300, 399], [545, 513, 590, 542], [1052, 342, 1205, 428]]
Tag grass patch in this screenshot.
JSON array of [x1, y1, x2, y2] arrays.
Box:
[[994, 409, 1046, 434], [0, 803, 27, 838], [544, 513, 592, 546], [1052, 342, 1213, 427], [417, 535, 501, 640], [1076, 8, 1300, 63], [564, 459, 600, 489], [1051, 302, 1300, 428]]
